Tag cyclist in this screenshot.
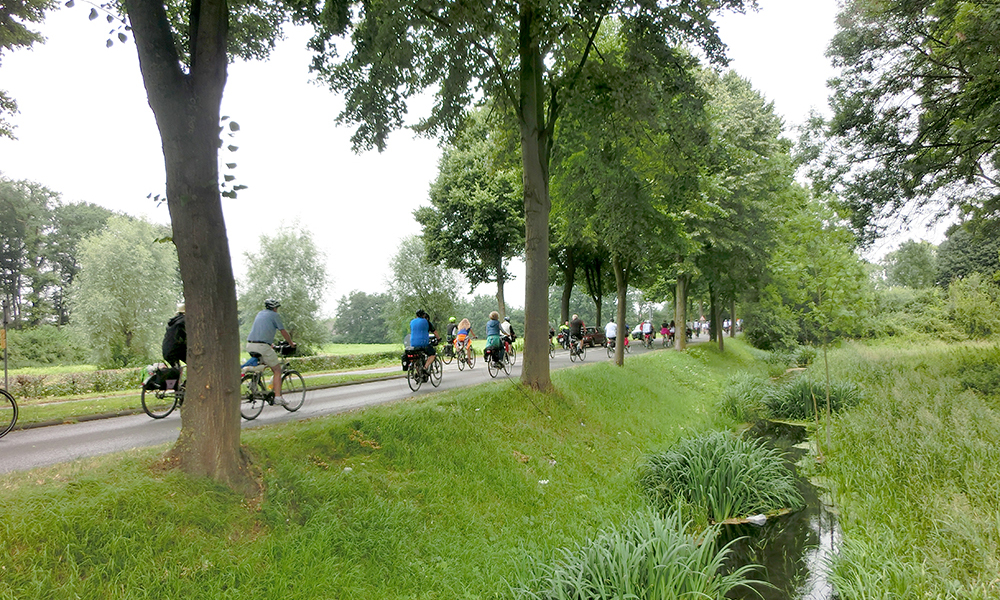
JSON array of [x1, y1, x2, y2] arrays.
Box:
[[246, 299, 295, 406], [642, 320, 653, 346], [454, 317, 474, 362], [569, 314, 585, 355], [408, 309, 439, 378], [558, 321, 571, 349], [162, 302, 187, 378], [485, 311, 504, 364], [605, 318, 617, 350], [500, 316, 516, 353], [445, 316, 459, 358]]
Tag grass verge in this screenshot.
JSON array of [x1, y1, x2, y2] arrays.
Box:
[[0, 345, 745, 599]]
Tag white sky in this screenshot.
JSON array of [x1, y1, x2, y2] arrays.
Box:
[[2, 0, 919, 316]]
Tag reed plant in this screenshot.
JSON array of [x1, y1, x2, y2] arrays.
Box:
[[511, 508, 760, 599], [717, 370, 770, 423], [639, 431, 803, 524], [763, 375, 862, 421]]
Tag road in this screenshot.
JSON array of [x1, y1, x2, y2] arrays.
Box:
[[0, 337, 697, 475]]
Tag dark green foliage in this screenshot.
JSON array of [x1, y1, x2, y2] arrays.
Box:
[[882, 240, 938, 289], [950, 345, 1000, 397], [937, 225, 1000, 286], [742, 294, 798, 352], [764, 376, 863, 421], [640, 431, 803, 523], [4, 325, 88, 367]]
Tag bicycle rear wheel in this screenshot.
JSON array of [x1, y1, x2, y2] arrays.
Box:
[[468, 347, 477, 369], [0, 388, 17, 438], [442, 346, 454, 365], [506, 344, 516, 366], [549, 342, 555, 359], [407, 361, 423, 392], [240, 373, 266, 420], [281, 370, 306, 412], [141, 387, 178, 419], [487, 357, 500, 378], [430, 356, 443, 387]]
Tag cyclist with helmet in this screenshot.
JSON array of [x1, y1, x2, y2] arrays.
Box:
[[445, 316, 459, 359], [246, 299, 295, 406], [500, 316, 516, 344], [408, 309, 439, 375]]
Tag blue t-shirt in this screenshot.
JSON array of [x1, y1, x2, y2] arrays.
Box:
[[247, 309, 284, 343], [409, 317, 430, 347]]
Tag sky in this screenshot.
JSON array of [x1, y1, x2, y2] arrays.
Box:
[[0, 0, 916, 316]]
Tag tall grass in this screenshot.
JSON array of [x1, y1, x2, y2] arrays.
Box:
[[0, 348, 740, 599], [764, 376, 863, 421], [511, 508, 760, 599], [820, 340, 1000, 598], [639, 431, 803, 524]]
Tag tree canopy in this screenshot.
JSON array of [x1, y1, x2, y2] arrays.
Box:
[[822, 0, 1000, 242]]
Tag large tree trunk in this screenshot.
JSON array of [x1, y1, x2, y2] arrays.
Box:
[[127, 0, 255, 494], [518, 2, 552, 391], [496, 257, 507, 319], [612, 255, 627, 366], [675, 271, 688, 351]]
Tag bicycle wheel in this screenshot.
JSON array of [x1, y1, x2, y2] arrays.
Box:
[[281, 370, 306, 412], [407, 360, 423, 391], [508, 344, 516, 366], [457, 348, 466, 371], [549, 342, 555, 359], [487, 357, 500, 378], [442, 346, 454, 365], [430, 356, 443, 387], [607, 343, 614, 358], [0, 388, 17, 438], [578, 344, 586, 361], [570, 345, 578, 362], [468, 347, 476, 369], [141, 386, 178, 419], [240, 373, 266, 420]]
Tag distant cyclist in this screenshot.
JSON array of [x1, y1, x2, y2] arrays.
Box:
[[500, 316, 516, 346], [246, 299, 295, 406], [485, 311, 504, 364], [605, 319, 617, 349], [569, 314, 585, 354]]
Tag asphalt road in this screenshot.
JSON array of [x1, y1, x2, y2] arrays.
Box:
[[0, 336, 700, 475]]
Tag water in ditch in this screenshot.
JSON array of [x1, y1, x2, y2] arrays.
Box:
[[724, 420, 840, 600]]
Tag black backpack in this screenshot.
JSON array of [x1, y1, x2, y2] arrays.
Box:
[[162, 313, 187, 363]]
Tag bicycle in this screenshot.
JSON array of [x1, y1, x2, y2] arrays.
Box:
[[239, 343, 306, 420], [404, 344, 443, 392], [1, 387, 18, 438], [441, 338, 456, 365], [569, 337, 586, 362], [485, 346, 510, 378], [455, 339, 477, 371], [503, 337, 516, 367], [141, 363, 185, 419], [643, 333, 653, 349], [549, 338, 556, 359]]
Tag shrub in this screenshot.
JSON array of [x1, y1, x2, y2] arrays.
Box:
[[764, 376, 863, 421], [718, 371, 770, 423], [949, 344, 1000, 396], [640, 431, 803, 523], [511, 508, 759, 599], [947, 273, 1000, 339], [5, 325, 89, 368]]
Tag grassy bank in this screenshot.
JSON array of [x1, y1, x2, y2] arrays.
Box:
[[0, 343, 748, 599], [813, 340, 1000, 599]]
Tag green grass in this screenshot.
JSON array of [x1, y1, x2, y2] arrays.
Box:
[[816, 340, 1000, 598], [0, 346, 745, 599]]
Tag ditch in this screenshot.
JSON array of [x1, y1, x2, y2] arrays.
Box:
[[726, 420, 840, 600]]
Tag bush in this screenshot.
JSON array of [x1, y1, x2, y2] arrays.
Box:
[[947, 273, 1000, 339], [5, 325, 89, 368], [718, 371, 770, 423], [640, 431, 803, 523], [764, 375, 863, 421], [511, 508, 759, 599], [742, 299, 798, 352], [949, 344, 1000, 396]]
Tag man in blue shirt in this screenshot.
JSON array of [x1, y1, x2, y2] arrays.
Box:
[[408, 309, 438, 375], [246, 299, 295, 405]]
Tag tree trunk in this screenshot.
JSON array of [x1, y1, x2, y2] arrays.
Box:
[[675, 271, 688, 351], [714, 288, 724, 352], [730, 299, 737, 338], [126, 0, 255, 494], [613, 255, 627, 366], [560, 250, 576, 327], [518, 1, 552, 391], [496, 258, 507, 319]]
